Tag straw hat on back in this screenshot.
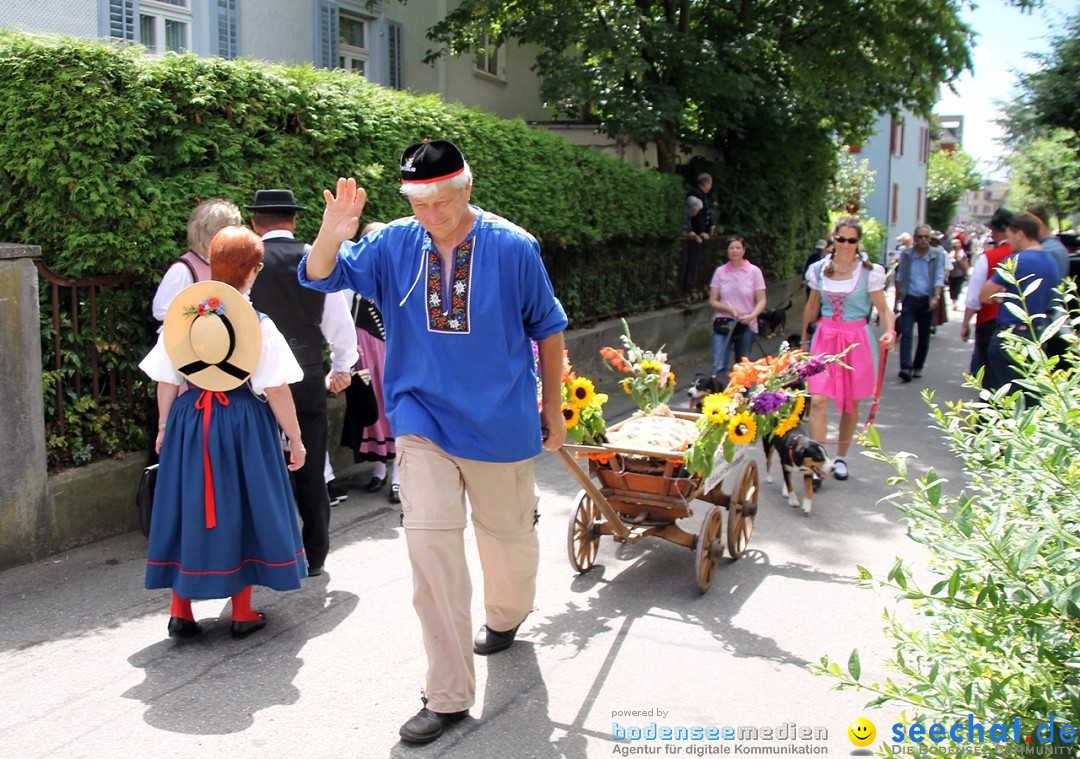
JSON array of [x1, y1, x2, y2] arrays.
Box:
[[163, 281, 261, 391]]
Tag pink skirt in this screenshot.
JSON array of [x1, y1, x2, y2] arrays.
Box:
[[807, 318, 877, 414]]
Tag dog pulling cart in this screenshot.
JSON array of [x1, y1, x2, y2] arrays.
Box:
[[555, 412, 759, 593]]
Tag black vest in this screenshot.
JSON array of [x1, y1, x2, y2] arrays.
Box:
[[249, 237, 326, 367]]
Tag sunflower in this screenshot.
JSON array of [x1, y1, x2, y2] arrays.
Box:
[[701, 393, 731, 425], [727, 413, 757, 445], [640, 359, 662, 374], [620, 378, 633, 394], [569, 377, 596, 409], [772, 394, 807, 437], [562, 403, 581, 429]]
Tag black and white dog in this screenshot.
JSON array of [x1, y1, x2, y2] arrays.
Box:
[[762, 398, 833, 515], [757, 300, 791, 339], [687, 371, 725, 411]]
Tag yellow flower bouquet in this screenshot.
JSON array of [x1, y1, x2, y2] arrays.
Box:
[[599, 319, 677, 414], [560, 352, 608, 445], [683, 344, 850, 479]]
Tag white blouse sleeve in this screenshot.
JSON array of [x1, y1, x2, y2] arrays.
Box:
[[138, 333, 183, 385], [868, 264, 887, 292], [249, 316, 304, 395], [805, 259, 825, 291]]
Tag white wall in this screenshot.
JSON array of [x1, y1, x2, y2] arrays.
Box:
[[0, 0, 98, 38]]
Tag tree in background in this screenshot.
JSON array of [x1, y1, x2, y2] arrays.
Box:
[[827, 149, 877, 216], [414, 0, 975, 174], [1002, 10, 1080, 231], [926, 149, 981, 232], [1007, 130, 1080, 229]]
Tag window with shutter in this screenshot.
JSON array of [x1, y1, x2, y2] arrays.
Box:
[[388, 21, 403, 89], [215, 0, 237, 59], [105, 0, 136, 41], [318, 1, 341, 70]]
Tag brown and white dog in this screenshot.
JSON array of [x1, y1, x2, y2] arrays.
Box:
[[763, 414, 833, 515]]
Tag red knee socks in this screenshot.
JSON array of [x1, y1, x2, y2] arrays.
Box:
[[230, 586, 261, 622], [170, 591, 194, 621]]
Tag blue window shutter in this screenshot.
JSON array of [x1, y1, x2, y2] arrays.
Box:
[[387, 20, 403, 89], [215, 0, 238, 58], [104, 0, 137, 41], [318, 1, 340, 70]]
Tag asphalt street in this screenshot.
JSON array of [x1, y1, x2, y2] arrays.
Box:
[[0, 309, 976, 759]]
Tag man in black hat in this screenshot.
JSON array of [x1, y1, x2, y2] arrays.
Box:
[[961, 208, 1014, 381], [299, 140, 568, 745], [247, 189, 358, 577]]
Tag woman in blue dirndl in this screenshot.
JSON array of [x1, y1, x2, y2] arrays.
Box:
[[139, 226, 308, 640]]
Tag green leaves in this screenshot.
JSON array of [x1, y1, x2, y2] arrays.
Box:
[[815, 284, 1080, 737]]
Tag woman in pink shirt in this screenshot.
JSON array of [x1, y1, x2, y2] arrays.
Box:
[[709, 236, 767, 374]]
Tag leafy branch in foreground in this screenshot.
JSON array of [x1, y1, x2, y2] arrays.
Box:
[[811, 284, 1080, 755]]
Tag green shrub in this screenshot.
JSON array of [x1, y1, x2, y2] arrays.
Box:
[[813, 277, 1080, 755], [0, 30, 689, 468]]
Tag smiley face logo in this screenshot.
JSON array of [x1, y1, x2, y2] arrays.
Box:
[[848, 718, 876, 747]]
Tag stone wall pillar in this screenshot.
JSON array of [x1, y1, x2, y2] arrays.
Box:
[[0, 243, 50, 569]]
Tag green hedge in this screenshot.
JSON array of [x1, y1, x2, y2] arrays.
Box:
[[0, 30, 684, 282], [0, 30, 690, 469]]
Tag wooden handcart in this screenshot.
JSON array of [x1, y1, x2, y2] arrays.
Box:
[[556, 412, 759, 593]]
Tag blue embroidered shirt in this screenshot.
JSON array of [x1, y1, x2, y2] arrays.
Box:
[[298, 207, 568, 463]]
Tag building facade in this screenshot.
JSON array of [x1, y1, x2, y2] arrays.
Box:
[[0, 1, 553, 121], [959, 182, 1010, 224], [854, 107, 932, 261]]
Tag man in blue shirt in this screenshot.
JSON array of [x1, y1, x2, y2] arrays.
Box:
[[300, 140, 567, 745], [894, 225, 946, 382], [980, 211, 1062, 399]]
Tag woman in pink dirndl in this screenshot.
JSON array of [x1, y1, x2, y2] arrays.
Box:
[[800, 216, 895, 482]]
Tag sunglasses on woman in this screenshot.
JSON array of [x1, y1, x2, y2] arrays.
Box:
[[834, 235, 860, 244]]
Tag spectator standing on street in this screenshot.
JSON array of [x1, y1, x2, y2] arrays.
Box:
[[947, 238, 969, 310], [247, 189, 359, 578], [802, 239, 828, 296], [1027, 205, 1069, 278], [683, 174, 713, 294], [684, 195, 705, 242], [894, 225, 946, 382], [709, 236, 766, 375], [299, 139, 568, 745], [961, 208, 1015, 381], [980, 211, 1062, 401]]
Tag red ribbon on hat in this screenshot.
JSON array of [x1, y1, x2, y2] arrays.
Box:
[[194, 390, 229, 529]]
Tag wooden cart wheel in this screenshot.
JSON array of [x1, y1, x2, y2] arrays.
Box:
[[567, 489, 603, 573], [694, 505, 724, 592], [727, 459, 758, 559]]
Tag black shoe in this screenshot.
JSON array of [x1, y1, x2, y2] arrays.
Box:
[[230, 612, 267, 639], [365, 476, 386, 493], [167, 616, 202, 639], [328, 480, 349, 506], [399, 707, 468, 744], [389, 483, 401, 504], [473, 623, 519, 655], [307, 565, 324, 577], [898, 370, 913, 382]]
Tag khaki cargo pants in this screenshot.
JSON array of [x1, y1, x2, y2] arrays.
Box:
[[396, 434, 540, 713]]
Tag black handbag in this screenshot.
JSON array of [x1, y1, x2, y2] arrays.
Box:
[[136, 463, 158, 539], [713, 316, 736, 335]]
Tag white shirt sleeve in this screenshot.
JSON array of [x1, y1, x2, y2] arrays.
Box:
[[320, 290, 360, 372], [964, 255, 989, 311], [151, 263, 195, 322], [138, 333, 183, 385], [868, 264, 887, 292], [250, 316, 304, 395]]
